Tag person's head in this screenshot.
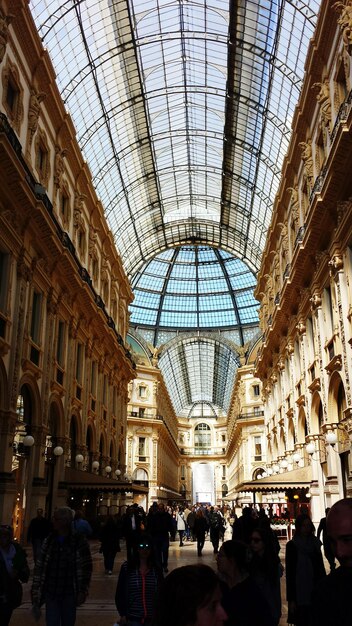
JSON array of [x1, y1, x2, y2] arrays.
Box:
[[154, 564, 227, 626], [250, 528, 266, 556], [196, 509, 204, 518], [53, 506, 74, 535], [327, 498, 352, 567], [0, 524, 13, 549], [294, 513, 315, 537], [74, 509, 84, 520], [216, 540, 250, 583]]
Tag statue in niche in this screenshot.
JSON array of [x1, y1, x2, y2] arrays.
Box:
[[54, 145, 67, 189], [282, 222, 289, 256], [73, 191, 85, 228], [101, 257, 109, 283], [299, 141, 314, 182], [272, 251, 281, 292], [287, 186, 300, 229], [333, 1, 352, 52], [312, 80, 332, 128], [28, 88, 46, 146], [88, 226, 98, 257], [0, 10, 14, 64]]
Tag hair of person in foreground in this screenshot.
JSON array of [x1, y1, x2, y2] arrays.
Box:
[[152, 563, 227, 626]]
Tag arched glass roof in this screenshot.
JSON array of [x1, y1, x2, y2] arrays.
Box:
[[29, 0, 321, 277], [158, 335, 239, 416], [28, 0, 322, 416], [130, 245, 258, 339]]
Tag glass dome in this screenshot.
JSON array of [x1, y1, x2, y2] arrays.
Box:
[[130, 245, 259, 338]]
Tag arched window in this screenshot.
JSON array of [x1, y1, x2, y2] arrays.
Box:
[[194, 423, 211, 451]]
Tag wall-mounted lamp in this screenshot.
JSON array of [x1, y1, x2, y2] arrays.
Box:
[[280, 459, 288, 470], [115, 468, 121, 477], [53, 446, 64, 457], [75, 454, 84, 464], [105, 465, 112, 474], [292, 452, 301, 464], [23, 435, 35, 447], [306, 424, 352, 456], [306, 442, 316, 455], [11, 432, 35, 455], [92, 460, 100, 471]]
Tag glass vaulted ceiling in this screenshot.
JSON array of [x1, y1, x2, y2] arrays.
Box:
[[29, 0, 321, 415], [29, 0, 320, 277]]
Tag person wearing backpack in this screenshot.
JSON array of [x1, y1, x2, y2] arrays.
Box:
[[208, 506, 223, 554]]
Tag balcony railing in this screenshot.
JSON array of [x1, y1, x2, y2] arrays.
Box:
[[180, 448, 226, 456], [238, 410, 264, 419]]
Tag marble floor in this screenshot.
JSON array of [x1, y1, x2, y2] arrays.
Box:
[[10, 532, 289, 626]]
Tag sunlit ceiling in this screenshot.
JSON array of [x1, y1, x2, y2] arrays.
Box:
[[29, 0, 321, 415]]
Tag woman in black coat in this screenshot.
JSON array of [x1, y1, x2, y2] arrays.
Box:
[[193, 509, 208, 556], [285, 514, 326, 626], [99, 515, 121, 574]]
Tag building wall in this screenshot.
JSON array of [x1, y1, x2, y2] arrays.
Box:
[[255, 0, 352, 524], [126, 339, 180, 507], [0, 0, 135, 537]]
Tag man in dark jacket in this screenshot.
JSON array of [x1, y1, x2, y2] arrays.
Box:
[[31, 506, 92, 626], [27, 508, 51, 564], [317, 507, 335, 571], [312, 498, 352, 626]]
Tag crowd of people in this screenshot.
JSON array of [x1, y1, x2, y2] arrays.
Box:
[[0, 498, 351, 626]]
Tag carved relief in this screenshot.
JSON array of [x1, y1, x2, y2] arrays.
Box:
[[73, 191, 85, 228], [310, 291, 322, 310], [88, 226, 98, 257], [0, 9, 14, 63], [2, 58, 24, 133], [54, 145, 67, 189], [333, 1, 352, 52], [299, 140, 314, 182], [328, 253, 344, 275], [287, 186, 300, 229], [336, 198, 351, 224], [312, 80, 332, 129], [296, 320, 306, 335], [27, 88, 46, 149]]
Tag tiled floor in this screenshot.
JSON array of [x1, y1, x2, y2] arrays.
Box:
[[11, 532, 290, 625]]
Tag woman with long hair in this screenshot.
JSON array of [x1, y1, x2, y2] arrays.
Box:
[[115, 533, 162, 626], [193, 508, 208, 556], [285, 513, 326, 626], [216, 539, 275, 626], [249, 526, 282, 625]]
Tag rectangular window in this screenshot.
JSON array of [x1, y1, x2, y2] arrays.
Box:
[[76, 342, 83, 384], [112, 387, 117, 415], [253, 384, 260, 396], [0, 251, 9, 313], [139, 385, 147, 398], [30, 291, 42, 345], [222, 465, 226, 479], [56, 320, 65, 366], [138, 437, 146, 460], [90, 362, 96, 396], [6, 80, 17, 112], [37, 145, 47, 175], [254, 436, 262, 461], [103, 374, 108, 406], [181, 465, 185, 479], [139, 407, 145, 418]]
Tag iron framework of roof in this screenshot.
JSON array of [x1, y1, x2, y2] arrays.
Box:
[[29, 0, 322, 414]]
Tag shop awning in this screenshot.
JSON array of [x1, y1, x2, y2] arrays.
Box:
[[60, 467, 149, 494], [234, 465, 312, 494]]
